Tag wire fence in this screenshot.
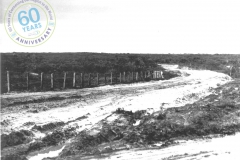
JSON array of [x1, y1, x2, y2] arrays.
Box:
[[1, 70, 164, 93]]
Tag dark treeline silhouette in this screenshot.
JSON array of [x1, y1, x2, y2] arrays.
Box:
[[1, 53, 240, 74], [1, 53, 160, 74]]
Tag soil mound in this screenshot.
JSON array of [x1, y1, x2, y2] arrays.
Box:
[[1, 154, 27, 160], [57, 80, 240, 159], [1, 130, 33, 148], [32, 122, 65, 132]]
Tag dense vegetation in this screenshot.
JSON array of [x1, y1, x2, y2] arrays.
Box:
[[1, 53, 239, 75], [1, 53, 159, 74]]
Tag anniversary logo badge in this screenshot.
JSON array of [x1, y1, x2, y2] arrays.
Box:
[[4, 0, 56, 47]]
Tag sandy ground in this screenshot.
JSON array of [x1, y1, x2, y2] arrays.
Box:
[[27, 133, 240, 160], [2, 65, 238, 160], [88, 133, 240, 160]]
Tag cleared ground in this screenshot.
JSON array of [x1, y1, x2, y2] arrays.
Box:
[[1, 65, 239, 160]]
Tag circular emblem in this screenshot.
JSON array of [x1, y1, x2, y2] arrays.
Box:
[[4, 0, 56, 47]]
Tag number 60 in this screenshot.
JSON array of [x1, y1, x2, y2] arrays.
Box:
[[18, 8, 40, 26]]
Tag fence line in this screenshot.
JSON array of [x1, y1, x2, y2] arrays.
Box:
[[4, 70, 164, 93]]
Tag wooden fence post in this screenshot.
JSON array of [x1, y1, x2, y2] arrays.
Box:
[[230, 66, 233, 77], [160, 71, 164, 79], [27, 72, 29, 91], [40, 72, 44, 90], [123, 72, 126, 83], [81, 73, 84, 88], [63, 72, 66, 89], [110, 72, 113, 84], [136, 72, 138, 81], [105, 74, 107, 84], [73, 72, 76, 88], [7, 71, 10, 92], [51, 73, 54, 90], [120, 73, 122, 83], [88, 73, 91, 86], [96, 73, 99, 86]]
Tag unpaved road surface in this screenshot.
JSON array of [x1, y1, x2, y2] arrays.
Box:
[[2, 65, 239, 160], [89, 133, 240, 160]]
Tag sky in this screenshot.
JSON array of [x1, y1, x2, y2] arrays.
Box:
[[1, 0, 240, 54]]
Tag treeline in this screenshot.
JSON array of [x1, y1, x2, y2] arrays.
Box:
[[1, 53, 160, 74], [154, 54, 240, 72], [1, 53, 240, 75]]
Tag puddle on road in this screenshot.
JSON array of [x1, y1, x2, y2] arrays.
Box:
[[27, 145, 65, 160]]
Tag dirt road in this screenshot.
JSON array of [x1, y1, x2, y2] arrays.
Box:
[[87, 133, 240, 160], [2, 65, 238, 160]]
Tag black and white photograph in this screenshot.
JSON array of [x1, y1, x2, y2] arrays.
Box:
[[1, 0, 240, 160]]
